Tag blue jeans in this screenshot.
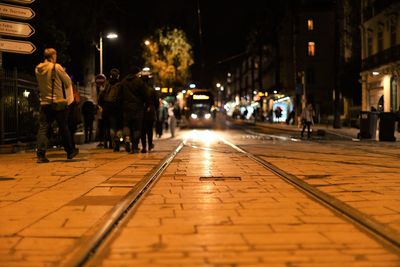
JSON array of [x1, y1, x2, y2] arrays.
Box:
[[36, 105, 74, 157]]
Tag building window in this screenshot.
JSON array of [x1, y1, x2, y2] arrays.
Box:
[[307, 19, 314, 31], [377, 28, 383, 52], [308, 42, 315, 56]]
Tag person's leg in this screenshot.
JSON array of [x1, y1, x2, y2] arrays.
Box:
[[36, 106, 53, 162], [170, 117, 176, 137], [123, 115, 131, 153], [140, 120, 147, 152], [88, 119, 93, 142], [307, 122, 311, 138], [55, 109, 76, 158], [148, 120, 154, 150], [301, 123, 306, 137]]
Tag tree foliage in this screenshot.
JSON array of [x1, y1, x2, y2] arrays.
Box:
[[143, 28, 194, 87]]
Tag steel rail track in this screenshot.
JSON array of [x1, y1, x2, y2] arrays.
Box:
[[220, 136, 400, 254], [60, 141, 185, 267]]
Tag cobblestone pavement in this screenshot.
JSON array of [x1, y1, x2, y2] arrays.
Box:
[[0, 137, 181, 266], [94, 130, 400, 267], [233, 132, 400, 237]]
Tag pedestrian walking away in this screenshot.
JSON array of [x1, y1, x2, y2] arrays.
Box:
[[140, 72, 159, 153], [98, 68, 122, 150], [35, 48, 79, 163], [118, 68, 149, 153], [301, 103, 315, 139]]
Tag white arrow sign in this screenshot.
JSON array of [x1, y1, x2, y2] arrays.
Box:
[[0, 3, 35, 20], [0, 19, 35, 38], [0, 38, 36, 54], [3, 0, 35, 5]]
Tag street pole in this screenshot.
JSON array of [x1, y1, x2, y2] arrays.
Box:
[[99, 35, 103, 75]]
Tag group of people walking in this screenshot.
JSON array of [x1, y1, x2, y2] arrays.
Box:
[[35, 48, 176, 163]]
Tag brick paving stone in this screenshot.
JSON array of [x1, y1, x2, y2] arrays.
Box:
[[0, 139, 180, 266], [97, 133, 400, 266]]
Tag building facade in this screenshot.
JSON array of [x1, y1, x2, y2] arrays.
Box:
[[360, 0, 400, 112]]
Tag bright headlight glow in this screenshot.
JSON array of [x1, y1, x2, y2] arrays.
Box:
[[204, 113, 212, 119], [191, 113, 198, 119]]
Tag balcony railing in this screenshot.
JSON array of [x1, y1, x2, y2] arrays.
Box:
[[362, 44, 400, 71]]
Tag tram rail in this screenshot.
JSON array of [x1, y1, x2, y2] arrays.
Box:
[[61, 131, 399, 266], [60, 142, 185, 267]]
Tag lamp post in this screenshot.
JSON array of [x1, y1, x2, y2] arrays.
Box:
[[97, 32, 118, 75]]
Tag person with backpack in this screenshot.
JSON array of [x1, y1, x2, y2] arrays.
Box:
[[35, 48, 79, 163], [119, 69, 149, 153]]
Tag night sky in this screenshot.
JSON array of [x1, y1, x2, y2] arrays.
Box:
[[3, 0, 286, 86]]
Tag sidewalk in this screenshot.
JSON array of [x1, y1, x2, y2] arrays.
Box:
[[254, 120, 400, 141], [0, 137, 181, 266]]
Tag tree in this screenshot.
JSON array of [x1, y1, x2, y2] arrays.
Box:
[[143, 28, 194, 87]]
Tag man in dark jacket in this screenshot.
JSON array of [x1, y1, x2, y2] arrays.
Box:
[[119, 71, 149, 153]]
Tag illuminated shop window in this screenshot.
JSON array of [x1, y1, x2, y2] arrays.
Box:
[[307, 19, 314, 31], [308, 42, 315, 56]]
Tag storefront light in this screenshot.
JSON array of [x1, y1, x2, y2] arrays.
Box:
[[372, 71, 380, 76]]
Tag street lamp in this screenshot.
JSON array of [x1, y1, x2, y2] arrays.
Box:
[[97, 32, 118, 75]]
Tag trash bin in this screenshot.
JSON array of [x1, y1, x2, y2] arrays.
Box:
[[358, 111, 378, 139], [379, 112, 396, 141]]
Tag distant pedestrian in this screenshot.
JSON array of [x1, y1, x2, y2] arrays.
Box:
[[119, 69, 149, 153], [81, 100, 96, 143], [140, 73, 158, 153], [301, 103, 315, 138], [35, 48, 78, 163], [156, 99, 167, 138], [168, 101, 176, 138], [98, 68, 121, 149]]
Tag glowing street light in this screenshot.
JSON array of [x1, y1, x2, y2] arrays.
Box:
[[144, 40, 151, 46], [97, 32, 118, 75], [216, 83, 221, 88]]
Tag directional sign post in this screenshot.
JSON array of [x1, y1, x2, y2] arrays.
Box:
[[0, 19, 35, 38], [3, 0, 35, 5], [0, 39, 36, 54], [0, 3, 35, 20]]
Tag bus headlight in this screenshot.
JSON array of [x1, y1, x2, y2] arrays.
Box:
[[204, 113, 212, 119], [191, 113, 198, 119]]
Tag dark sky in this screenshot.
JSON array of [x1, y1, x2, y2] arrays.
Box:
[[3, 0, 286, 86]]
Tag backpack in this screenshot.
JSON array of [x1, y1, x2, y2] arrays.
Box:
[[103, 82, 119, 106]]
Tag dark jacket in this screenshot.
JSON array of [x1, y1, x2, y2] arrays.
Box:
[[118, 74, 149, 117], [81, 101, 96, 121], [143, 87, 159, 121]]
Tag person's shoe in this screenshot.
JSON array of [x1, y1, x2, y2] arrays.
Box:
[[132, 147, 140, 154], [149, 144, 154, 151], [37, 156, 49, 163], [125, 142, 131, 153], [67, 148, 79, 160], [141, 148, 147, 153]]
